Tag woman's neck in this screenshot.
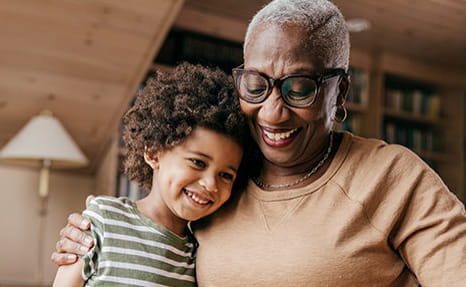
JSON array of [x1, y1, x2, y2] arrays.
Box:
[[257, 132, 342, 190]]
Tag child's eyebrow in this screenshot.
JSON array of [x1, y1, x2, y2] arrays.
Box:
[[188, 151, 238, 173], [188, 151, 212, 159], [227, 166, 238, 173]]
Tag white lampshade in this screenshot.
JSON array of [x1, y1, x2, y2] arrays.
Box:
[[0, 111, 88, 168]]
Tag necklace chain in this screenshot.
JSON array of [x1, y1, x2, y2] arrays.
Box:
[[252, 131, 334, 190]]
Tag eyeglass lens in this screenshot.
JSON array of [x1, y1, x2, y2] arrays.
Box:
[[237, 71, 318, 107]]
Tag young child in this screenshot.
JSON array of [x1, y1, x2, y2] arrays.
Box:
[[53, 63, 249, 287]]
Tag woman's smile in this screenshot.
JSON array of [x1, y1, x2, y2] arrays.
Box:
[[260, 125, 302, 147]]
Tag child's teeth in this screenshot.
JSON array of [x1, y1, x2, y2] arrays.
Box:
[[185, 190, 209, 205]]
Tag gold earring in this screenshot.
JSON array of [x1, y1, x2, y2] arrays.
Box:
[[332, 104, 347, 123]]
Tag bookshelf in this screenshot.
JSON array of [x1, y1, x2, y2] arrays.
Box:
[[340, 67, 369, 135], [382, 75, 445, 169], [342, 54, 464, 200]]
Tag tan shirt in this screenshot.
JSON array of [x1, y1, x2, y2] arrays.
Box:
[[194, 132, 466, 287]]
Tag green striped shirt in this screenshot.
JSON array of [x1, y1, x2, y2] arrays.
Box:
[[81, 196, 197, 287]]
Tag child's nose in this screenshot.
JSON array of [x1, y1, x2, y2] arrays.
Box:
[[199, 174, 218, 193]]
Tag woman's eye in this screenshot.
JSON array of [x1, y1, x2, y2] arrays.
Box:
[[287, 90, 311, 101], [219, 172, 234, 181], [283, 79, 316, 98], [189, 159, 206, 168], [243, 77, 266, 95], [244, 84, 266, 95]]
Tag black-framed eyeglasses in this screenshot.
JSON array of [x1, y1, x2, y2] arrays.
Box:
[[232, 65, 347, 108]]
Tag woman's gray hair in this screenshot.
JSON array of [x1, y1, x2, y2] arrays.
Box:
[[244, 0, 350, 69]]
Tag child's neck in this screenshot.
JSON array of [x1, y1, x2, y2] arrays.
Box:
[[135, 195, 188, 237]]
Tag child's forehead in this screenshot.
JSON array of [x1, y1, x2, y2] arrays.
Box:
[[156, 126, 243, 171], [182, 127, 239, 149], [178, 127, 241, 154]]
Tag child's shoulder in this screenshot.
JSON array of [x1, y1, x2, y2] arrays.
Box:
[[89, 196, 132, 207], [85, 196, 136, 218]]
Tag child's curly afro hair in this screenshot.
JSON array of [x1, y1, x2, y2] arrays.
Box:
[[122, 63, 250, 191]]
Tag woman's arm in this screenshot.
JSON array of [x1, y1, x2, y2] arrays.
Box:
[[51, 213, 95, 265], [52, 258, 85, 287]]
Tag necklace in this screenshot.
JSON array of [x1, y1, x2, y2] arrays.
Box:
[[252, 131, 334, 190]]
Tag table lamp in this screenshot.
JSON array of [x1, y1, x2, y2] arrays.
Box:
[[0, 110, 88, 284]]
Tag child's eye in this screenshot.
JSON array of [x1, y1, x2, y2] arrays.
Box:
[[219, 172, 234, 181], [189, 158, 206, 169]]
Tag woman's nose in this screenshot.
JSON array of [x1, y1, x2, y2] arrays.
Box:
[[257, 87, 290, 124]]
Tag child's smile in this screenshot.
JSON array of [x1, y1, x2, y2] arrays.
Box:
[[183, 188, 215, 206]]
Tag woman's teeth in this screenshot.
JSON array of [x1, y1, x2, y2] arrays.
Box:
[[184, 190, 211, 205], [263, 128, 298, 141]]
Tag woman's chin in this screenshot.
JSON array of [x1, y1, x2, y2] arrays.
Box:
[[262, 150, 300, 167]]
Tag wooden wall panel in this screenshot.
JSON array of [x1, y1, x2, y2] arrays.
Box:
[[0, 0, 185, 172]]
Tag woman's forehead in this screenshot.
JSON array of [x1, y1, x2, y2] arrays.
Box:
[[244, 23, 322, 72], [245, 23, 308, 50]]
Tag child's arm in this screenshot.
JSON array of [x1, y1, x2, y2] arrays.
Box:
[[52, 257, 85, 287], [53, 197, 104, 286]]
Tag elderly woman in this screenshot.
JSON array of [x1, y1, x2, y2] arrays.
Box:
[[52, 0, 466, 286]]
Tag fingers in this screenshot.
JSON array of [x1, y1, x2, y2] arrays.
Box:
[[67, 213, 90, 230], [55, 237, 90, 255], [51, 237, 86, 266], [50, 251, 78, 266], [60, 224, 94, 248], [85, 195, 95, 208]]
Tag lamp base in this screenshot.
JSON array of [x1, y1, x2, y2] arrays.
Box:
[[37, 159, 50, 285], [39, 159, 50, 198]]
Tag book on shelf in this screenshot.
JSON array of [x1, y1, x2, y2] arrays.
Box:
[[128, 180, 143, 201], [385, 122, 396, 144], [347, 67, 368, 107], [413, 129, 422, 152], [429, 94, 441, 119], [395, 125, 408, 147], [155, 29, 243, 72], [383, 121, 442, 153], [401, 91, 414, 113], [118, 173, 129, 198], [385, 88, 441, 119], [382, 121, 443, 170], [412, 90, 422, 115], [385, 89, 402, 112], [117, 173, 144, 200], [421, 131, 433, 152]]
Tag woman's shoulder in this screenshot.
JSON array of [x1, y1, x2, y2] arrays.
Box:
[[337, 132, 444, 198], [342, 132, 424, 166]]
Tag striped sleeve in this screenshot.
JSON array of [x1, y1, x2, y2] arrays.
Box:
[[80, 197, 105, 281]]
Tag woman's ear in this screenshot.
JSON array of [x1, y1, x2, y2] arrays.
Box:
[[337, 73, 350, 106], [144, 152, 159, 169]]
